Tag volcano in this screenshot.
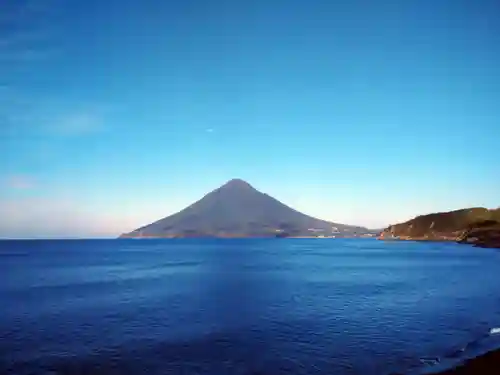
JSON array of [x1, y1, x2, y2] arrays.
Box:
[[120, 179, 368, 238]]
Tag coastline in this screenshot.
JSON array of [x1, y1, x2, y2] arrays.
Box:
[[428, 348, 500, 374], [378, 237, 500, 249], [118, 235, 374, 239], [377, 207, 500, 249]]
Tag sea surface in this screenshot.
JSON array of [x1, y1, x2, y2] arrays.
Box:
[[1, 239, 500, 375]]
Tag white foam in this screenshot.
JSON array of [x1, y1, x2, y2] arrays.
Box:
[[489, 327, 500, 335]]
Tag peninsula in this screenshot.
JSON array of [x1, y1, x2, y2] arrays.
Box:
[[379, 207, 500, 248]]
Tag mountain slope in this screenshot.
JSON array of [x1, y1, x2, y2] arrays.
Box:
[[120, 179, 368, 238], [379, 207, 500, 248]]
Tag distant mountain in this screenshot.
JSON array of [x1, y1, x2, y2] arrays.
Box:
[[379, 207, 500, 248], [120, 179, 369, 238]]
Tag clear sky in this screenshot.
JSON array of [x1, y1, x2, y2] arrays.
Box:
[[1, 0, 499, 238]]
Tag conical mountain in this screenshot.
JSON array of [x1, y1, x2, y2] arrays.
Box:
[[120, 179, 368, 238]]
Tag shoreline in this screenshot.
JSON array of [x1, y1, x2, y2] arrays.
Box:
[[426, 348, 500, 375], [118, 235, 374, 239], [378, 237, 500, 249]]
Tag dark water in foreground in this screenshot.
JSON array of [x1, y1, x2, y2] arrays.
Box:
[[2, 239, 500, 375]]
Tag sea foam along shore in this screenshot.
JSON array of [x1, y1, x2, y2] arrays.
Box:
[[411, 327, 500, 375]]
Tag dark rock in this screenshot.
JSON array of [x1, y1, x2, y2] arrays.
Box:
[[430, 348, 500, 374]]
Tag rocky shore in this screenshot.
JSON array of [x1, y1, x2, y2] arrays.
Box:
[[430, 348, 500, 374], [379, 207, 500, 249]]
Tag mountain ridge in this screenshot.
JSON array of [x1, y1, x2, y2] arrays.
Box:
[[120, 179, 370, 238]]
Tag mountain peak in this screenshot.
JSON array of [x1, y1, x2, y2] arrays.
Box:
[[221, 178, 254, 190]]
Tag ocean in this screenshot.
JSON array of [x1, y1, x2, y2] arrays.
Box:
[[1, 239, 500, 375]]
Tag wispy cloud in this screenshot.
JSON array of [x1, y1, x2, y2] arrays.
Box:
[[0, 1, 110, 140], [0, 0, 62, 137], [206, 128, 214, 133], [0, 30, 48, 49], [50, 111, 104, 136], [0, 48, 56, 63], [0, 0, 58, 66], [0, 0, 55, 23], [0, 96, 108, 138], [4, 175, 35, 190]]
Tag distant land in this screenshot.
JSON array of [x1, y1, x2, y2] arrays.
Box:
[[120, 179, 377, 239], [379, 207, 500, 248]]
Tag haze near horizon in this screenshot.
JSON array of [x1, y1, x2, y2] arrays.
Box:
[[1, 0, 499, 238]]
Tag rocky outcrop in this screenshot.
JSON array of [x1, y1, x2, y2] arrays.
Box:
[[457, 220, 500, 248], [432, 348, 500, 374], [379, 207, 500, 248]]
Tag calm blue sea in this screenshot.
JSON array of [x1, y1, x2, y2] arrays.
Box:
[[1, 239, 500, 375]]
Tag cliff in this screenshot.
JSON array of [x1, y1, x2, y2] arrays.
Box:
[[120, 179, 369, 238], [379, 207, 500, 248]]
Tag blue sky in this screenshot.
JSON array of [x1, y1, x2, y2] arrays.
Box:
[[1, 0, 499, 238]]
